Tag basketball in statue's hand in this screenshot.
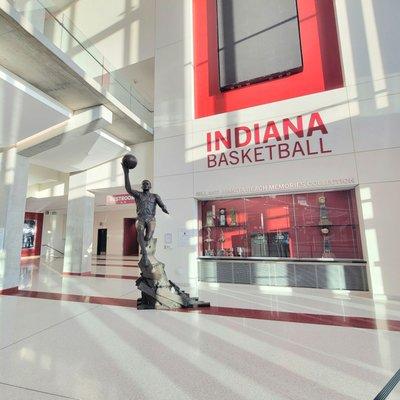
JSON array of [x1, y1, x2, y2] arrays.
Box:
[[122, 154, 137, 169]]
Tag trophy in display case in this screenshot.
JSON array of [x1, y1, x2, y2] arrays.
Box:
[[217, 230, 226, 256], [229, 208, 238, 226], [205, 210, 215, 227], [318, 196, 332, 226], [236, 246, 244, 257], [204, 227, 215, 256], [321, 227, 334, 258], [226, 248, 234, 257], [218, 208, 227, 227], [318, 196, 334, 258]]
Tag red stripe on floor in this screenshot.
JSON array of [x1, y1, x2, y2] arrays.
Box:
[[1, 289, 400, 331], [63, 272, 92, 276], [177, 306, 400, 331], [93, 258, 139, 262], [62, 272, 138, 280], [0, 287, 19, 295], [5, 290, 137, 307], [91, 263, 138, 268], [91, 274, 139, 280]]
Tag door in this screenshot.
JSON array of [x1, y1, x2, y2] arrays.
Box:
[[97, 229, 107, 255], [123, 218, 139, 256]]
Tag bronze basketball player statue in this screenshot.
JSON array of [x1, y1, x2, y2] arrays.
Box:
[[122, 154, 209, 310]]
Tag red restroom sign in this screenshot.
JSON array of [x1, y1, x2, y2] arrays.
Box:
[[106, 194, 135, 205]]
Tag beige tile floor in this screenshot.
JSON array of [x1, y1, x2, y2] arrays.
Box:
[[0, 256, 399, 399]]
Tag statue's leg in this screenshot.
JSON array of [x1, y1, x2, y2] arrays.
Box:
[[144, 219, 156, 244], [135, 220, 147, 257]]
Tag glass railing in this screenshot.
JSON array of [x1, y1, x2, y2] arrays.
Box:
[[7, 0, 153, 129]]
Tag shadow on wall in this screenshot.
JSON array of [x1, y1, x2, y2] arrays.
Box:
[[44, 0, 154, 112]]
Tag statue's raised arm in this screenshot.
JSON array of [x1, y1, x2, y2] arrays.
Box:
[[122, 162, 140, 198]]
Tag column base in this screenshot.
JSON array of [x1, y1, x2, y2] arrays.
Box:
[[0, 287, 19, 295]]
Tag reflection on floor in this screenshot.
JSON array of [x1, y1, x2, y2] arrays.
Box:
[[0, 255, 399, 399]]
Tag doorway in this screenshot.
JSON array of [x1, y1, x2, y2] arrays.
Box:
[[123, 218, 139, 256], [97, 228, 107, 255], [21, 212, 44, 257]]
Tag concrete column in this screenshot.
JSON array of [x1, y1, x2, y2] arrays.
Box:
[[0, 148, 29, 290], [63, 171, 94, 274], [42, 213, 66, 259]]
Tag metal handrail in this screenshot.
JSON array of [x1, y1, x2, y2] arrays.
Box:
[[41, 5, 153, 114], [8, 0, 154, 123], [41, 244, 64, 255]]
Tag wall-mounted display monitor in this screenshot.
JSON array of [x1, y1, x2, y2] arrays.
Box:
[[217, 0, 303, 90]]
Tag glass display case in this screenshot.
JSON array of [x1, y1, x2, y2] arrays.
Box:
[[198, 189, 363, 260]]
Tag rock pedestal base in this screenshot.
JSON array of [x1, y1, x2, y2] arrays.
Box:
[[136, 239, 210, 310]]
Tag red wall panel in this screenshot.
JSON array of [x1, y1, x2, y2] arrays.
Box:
[[123, 218, 139, 256], [21, 212, 43, 257], [193, 0, 343, 118]]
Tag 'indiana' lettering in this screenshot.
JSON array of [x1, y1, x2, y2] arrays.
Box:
[[207, 112, 328, 152]]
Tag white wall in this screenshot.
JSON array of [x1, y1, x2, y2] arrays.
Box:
[[153, 0, 400, 298], [41, 213, 66, 257], [26, 141, 153, 201], [357, 182, 400, 300], [86, 141, 154, 191], [93, 208, 137, 256], [153, 0, 195, 286], [46, 0, 155, 107], [0, 65, 70, 148], [11, 1, 46, 33], [53, 0, 155, 69], [27, 165, 69, 198]]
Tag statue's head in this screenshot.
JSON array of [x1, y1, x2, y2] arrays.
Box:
[[141, 179, 152, 191]]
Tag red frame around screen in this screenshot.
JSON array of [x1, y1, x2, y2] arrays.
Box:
[[193, 0, 343, 118]]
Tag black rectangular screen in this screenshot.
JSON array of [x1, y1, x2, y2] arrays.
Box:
[[217, 0, 303, 90]]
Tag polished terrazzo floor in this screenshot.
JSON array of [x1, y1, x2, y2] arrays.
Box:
[[0, 256, 400, 399]]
